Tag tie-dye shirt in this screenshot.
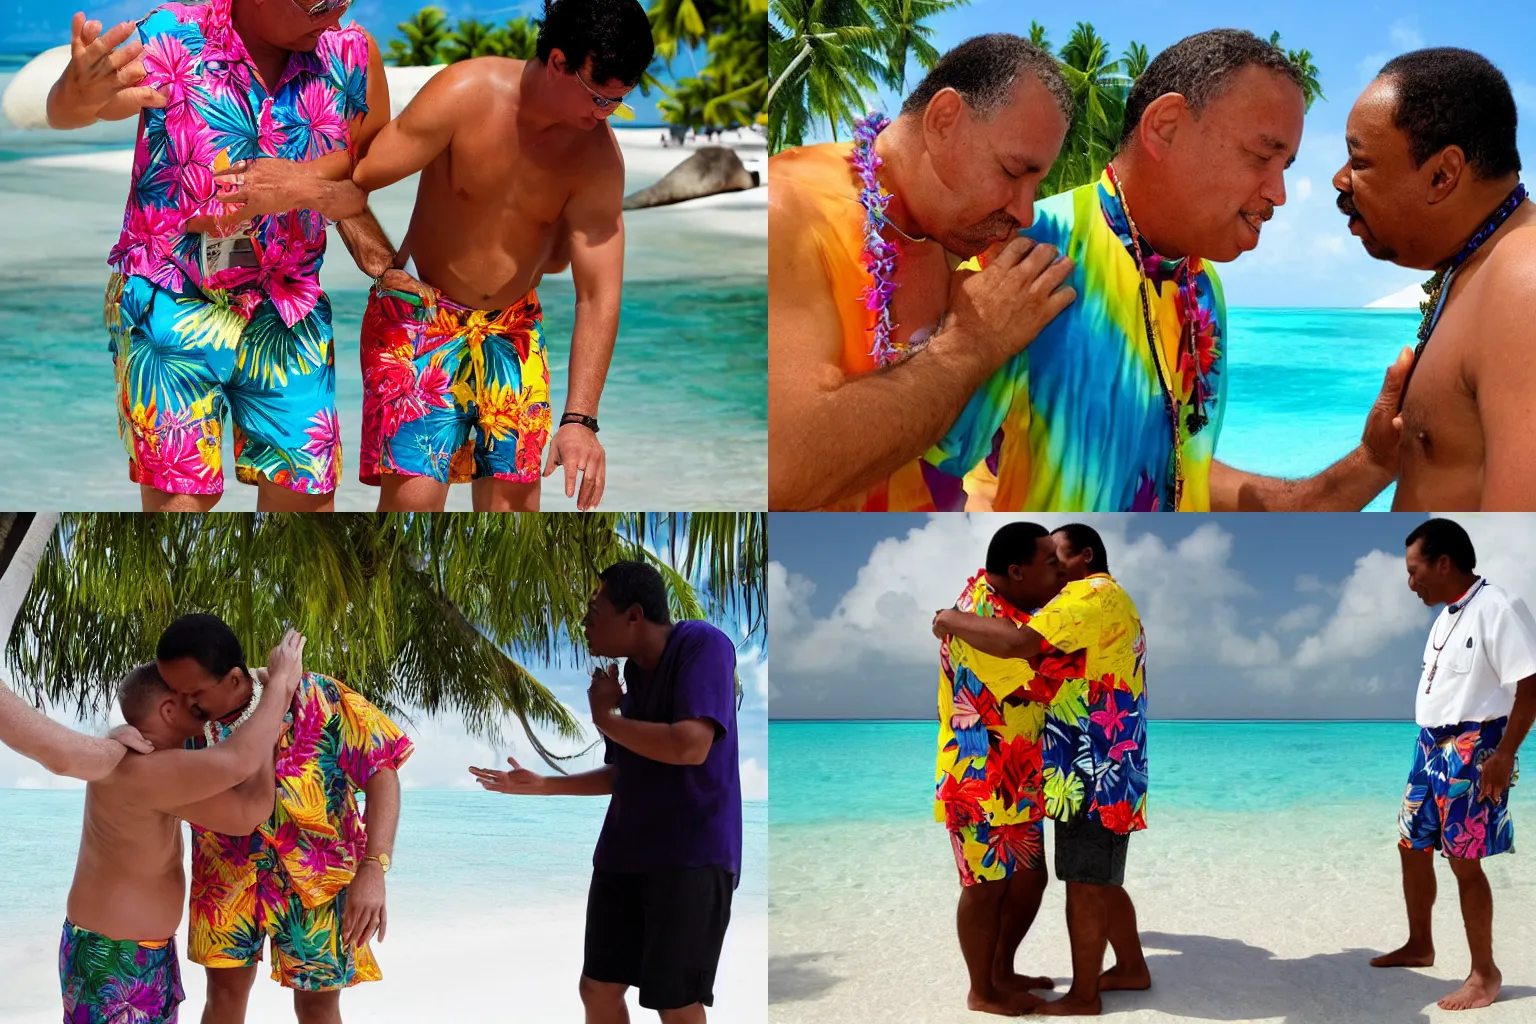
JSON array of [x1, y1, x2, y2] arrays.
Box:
[[189, 672, 413, 909], [934, 572, 1060, 829], [926, 170, 1229, 511], [1030, 574, 1149, 833], [109, 0, 368, 326]]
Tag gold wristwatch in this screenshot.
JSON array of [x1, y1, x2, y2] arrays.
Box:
[[365, 854, 391, 874]]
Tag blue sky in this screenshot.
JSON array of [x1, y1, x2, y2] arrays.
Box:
[[769, 512, 1536, 720], [1, 0, 701, 125], [785, 0, 1536, 308]]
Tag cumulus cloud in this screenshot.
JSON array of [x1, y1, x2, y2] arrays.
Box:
[[740, 757, 768, 801], [1294, 550, 1428, 668]]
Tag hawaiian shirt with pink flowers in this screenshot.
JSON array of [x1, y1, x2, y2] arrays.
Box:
[[109, 0, 368, 326]]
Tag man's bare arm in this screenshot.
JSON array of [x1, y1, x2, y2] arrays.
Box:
[[1475, 251, 1536, 509], [352, 59, 471, 193], [1208, 347, 1412, 511], [0, 685, 133, 780], [591, 714, 716, 767], [167, 758, 275, 835], [933, 609, 1043, 661], [470, 761, 615, 796], [768, 190, 1076, 510]]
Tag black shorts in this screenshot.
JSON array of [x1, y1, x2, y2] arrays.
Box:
[[1054, 816, 1130, 886], [582, 866, 735, 1010]]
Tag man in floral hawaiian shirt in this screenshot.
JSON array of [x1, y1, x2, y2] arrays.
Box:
[[931, 521, 1067, 1016], [155, 613, 413, 1024], [938, 523, 1150, 1017], [45, 0, 428, 512]]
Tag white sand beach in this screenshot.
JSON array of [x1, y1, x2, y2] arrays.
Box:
[[771, 809, 1536, 1024]]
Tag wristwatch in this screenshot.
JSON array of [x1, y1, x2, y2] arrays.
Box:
[[365, 853, 391, 874]]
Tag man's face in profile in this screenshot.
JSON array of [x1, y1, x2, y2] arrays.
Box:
[[157, 657, 245, 722], [1334, 77, 1423, 267], [924, 76, 1069, 257]]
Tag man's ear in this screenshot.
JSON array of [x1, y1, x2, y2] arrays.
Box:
[[548, 47, 568, 75]]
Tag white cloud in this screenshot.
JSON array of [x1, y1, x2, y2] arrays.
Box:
[[1294, 550, 1427, 668], [740, 757, 768, 801], [1293, 176, 1313, 203], [767, 561, 814, 638], [1275, 604, 1322, 633]]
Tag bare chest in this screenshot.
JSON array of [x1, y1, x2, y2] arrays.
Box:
[[885, 241, 953, 354], [439, 125, 580, 223], [1394, 299, 1484, 510]]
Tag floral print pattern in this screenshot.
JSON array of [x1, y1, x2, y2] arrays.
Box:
[[936, 571, 1060, 884], [59, 920, 184, 1024], [188, 673, 413, 988], [1030, 574, 1149, 834], [1399, 717, 1517, 859], [359, 288, 551, 486]]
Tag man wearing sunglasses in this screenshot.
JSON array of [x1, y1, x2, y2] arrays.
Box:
[[45, 0, 426, 513], [349, 0, 655, 514]]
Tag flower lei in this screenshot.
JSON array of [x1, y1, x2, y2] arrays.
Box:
[[850, 112, 903, 366], [203, 671, 265, 745]]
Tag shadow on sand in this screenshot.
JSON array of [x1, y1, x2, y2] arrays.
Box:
[[770, 951, 845, 1004], [1091, 932, 1536, 1023]]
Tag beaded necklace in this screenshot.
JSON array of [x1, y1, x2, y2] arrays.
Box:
[[1416, 184, 1527, 348], [203, 672, 265, 745]]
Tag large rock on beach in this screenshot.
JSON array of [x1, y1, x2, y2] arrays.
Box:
[[622, 146, 759, 210]]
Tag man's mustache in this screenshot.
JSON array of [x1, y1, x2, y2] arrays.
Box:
[[1336, 191, 1360, 218]]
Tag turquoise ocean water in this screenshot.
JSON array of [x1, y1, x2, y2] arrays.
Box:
[[770, 720, 1536, 826], [0, 789, 767, 924]]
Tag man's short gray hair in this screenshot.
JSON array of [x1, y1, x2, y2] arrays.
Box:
[[901, 34, 1074, 125], [1119, 29, 1303, 147]]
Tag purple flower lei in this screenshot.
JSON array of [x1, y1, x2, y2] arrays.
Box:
[[850, 112, 902, 366]]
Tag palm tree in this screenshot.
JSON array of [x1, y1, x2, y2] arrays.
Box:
[[1, 513, 765, 771], [492, 15, 541, 61], [1119, 41, 1149, 80], [440, 18, 502, 62], [1039, 22, 1134, 198], [385, 6, 451, 66], [1269, 31, 1325, 110], [1027, 19, 1050, 51], [867, 0, 968, 94], [768, 0, 884, 150]]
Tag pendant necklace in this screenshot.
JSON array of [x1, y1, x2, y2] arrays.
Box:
[[1425, 577, 1486, 693]]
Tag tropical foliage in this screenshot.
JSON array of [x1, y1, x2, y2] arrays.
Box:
[[385, 9, 542, 66], [0, 513, 765, 771], [767, 8, 1325, 178]]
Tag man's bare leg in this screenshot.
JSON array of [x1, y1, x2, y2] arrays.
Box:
[[256, 478, 335, 512], [142, 486, 221, 512], [658, 1005, 706, 1024], [293, 989, 343, 1024], [990, 868, 1054, 994], [1439, 855, 1501, 1010], [201, 964, 259, 1024], [1036, 882, 1107, 1016], [958, 879, 1042, 1014], [378, 474, 451, 512], [579, 976, 630, 1024], [1371, 845, 1437, 967], [1099, 887, 1150, 991], [472, 478, 540, 511]]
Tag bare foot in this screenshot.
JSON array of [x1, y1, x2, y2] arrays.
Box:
[[1369, 943, 1435, 968], [1438, 969, 1502, 1011], [995, 972, 1057, 994], [967, 988, 1044, 1015], [1100, 963, 1151, 991], [1031, 994, 1102, 1016]]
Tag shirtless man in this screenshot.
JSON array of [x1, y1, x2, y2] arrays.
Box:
[[768, 34, 1078, 511], [57, 633, 303, 1024], [1335, 48, 1536, 510], [350, 0, 654, 512]]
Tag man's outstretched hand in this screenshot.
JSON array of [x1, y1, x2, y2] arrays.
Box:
[[469, 756, 548, 795], [49, 13, 166, 129]]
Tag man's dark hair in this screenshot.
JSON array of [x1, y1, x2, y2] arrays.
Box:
[[156, 613, 247, 679], [1119, 29, 1304, 147], [1377, 49, 1520, 179], [901, 34, 1074, 125], [117, 662, 171, 727], [985, 522, 1051, 575], [1406, 518, 1477, 574], [1053, 524, 1109, 575], [538, 0, 655, 87], [598, 561, 672, 624]]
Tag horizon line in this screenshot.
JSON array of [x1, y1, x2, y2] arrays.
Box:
[[768, 717, 1417, 724]]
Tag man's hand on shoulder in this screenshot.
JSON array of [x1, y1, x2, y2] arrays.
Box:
[[48, 13, 166, 129]]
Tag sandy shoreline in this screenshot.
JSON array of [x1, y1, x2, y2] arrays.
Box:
[[770, 809, 1536, 1024]]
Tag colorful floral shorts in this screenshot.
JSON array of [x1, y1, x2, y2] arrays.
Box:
[[359, 286, 551, 486], [948, 820, 1045, 886], [105, 272, 340, 496], [190, 839, 380, 991], [1399, 717, 1517, 859], [60, 919, 185, 1023]]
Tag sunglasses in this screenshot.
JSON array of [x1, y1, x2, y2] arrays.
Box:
[[291, 0, 351, 19], [574, 66, 635, 121]]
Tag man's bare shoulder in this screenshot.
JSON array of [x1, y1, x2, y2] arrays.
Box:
[[417, 58, 521, 117]]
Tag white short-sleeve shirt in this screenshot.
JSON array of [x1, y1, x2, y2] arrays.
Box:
[[1416, 580, 1536, 728]]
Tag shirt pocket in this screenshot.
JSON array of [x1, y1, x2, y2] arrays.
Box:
[[1448, 635, 1477, 675]]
